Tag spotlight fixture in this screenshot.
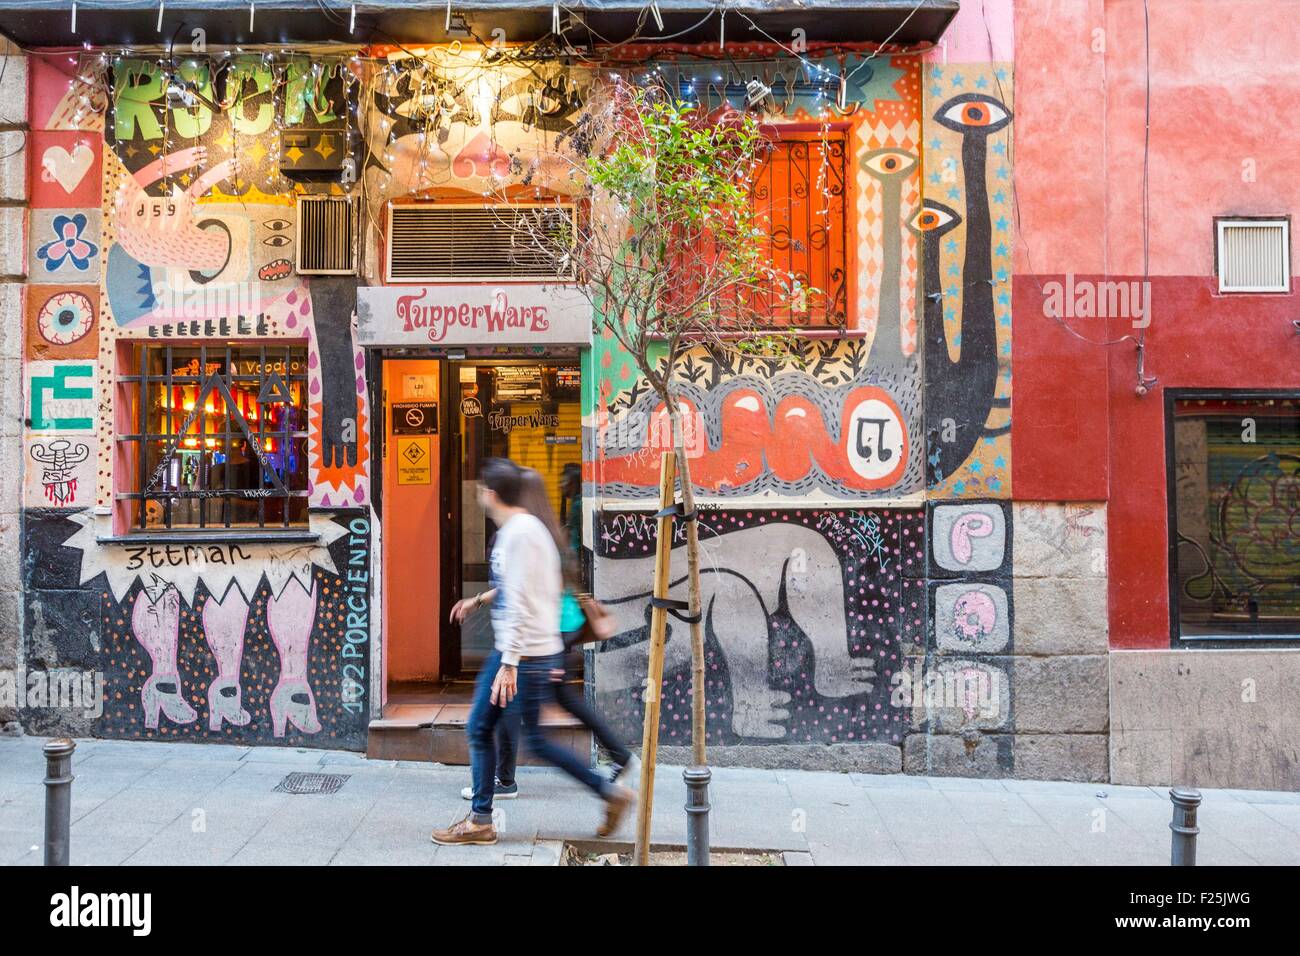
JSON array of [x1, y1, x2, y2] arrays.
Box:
[[745, 77, 772, 108]]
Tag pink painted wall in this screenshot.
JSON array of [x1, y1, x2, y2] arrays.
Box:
[[1103, 0, 1300, 276]]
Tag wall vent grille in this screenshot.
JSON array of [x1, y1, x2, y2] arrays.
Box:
[[1217, 218, 1290, 293], [296, 195, 358, 275], [386, 203, 576, 283]]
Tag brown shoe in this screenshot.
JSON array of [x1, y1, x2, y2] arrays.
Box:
[[596, 785, 634, 838], [431, 815, 498, 846]]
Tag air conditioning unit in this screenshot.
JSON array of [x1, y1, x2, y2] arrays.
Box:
[[296, 195, 358, 275], [1216, 218, 1290, 293], [385, 202, 576, 283]]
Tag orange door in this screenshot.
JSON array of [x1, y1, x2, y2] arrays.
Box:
[[381, 359, 442, 683]]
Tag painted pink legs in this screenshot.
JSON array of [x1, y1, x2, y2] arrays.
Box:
[[201, 586, 252, 732], [131, 579, 198, 730], [267, 577, 322, 737]]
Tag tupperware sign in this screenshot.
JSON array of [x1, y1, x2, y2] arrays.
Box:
[[356, 285, 592, 346]]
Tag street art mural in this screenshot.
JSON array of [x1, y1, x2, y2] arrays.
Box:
[[592, 508, 925, 745], [21, 508, 373, 746], [921, 500, 1013, 738], [13, 52, 377, 746], [588, 53, 928, 503], [96, 55, 370, 511], [920, 65, 1014, 496], [595, 339, 919, 498]]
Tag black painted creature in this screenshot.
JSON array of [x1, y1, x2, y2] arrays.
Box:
[[921, 93, 1013, 486]]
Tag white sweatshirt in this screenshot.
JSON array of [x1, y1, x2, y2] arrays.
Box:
[[489, 512, 563, 666]]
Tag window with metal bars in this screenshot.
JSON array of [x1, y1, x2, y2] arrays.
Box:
[[673, 126, 850, 329], [750, 127, 849, 327], [116, 344, 310, 531]]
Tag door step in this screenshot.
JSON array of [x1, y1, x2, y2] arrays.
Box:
[[367, 699, 591, 764]]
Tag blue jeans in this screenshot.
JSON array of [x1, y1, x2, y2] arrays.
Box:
[[468, 650, 608, 822]]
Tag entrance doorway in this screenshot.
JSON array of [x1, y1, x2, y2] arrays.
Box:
[[448, 359, 583, 675], [371, 353, 586, 761]]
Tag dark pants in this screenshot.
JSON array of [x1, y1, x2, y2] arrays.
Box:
[[494, 636, 632, 785], [468, 650, 608, 822]]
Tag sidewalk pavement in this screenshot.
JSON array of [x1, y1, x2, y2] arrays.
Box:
[[2, 735, 1299, 865]]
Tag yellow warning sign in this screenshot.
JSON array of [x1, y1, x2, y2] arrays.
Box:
[[396, 437, 431, 485]]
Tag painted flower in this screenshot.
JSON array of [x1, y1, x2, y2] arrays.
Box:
[[37, 213, 98, 272]]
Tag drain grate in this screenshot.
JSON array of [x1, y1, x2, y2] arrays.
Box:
[[274, 772, 351, 795]]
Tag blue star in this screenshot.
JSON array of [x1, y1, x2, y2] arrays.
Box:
[[954, 481, 967, 495], [931, 67, 943, 80], [995, 68, 1008, 82], [998, 289, 1011, 303], [947, 186, 961, 200], [992, 190, 1007, 204], [929, 171, 942, 185], [994, 455, 1007, 468], [975, 75, 989, 89], [944, 307, 956, 322], [996, 166, 1010, 180], [998, 314, 1011, 327], [969, 460, 983, 473], [992, 141, 1006, 156], [995, 242, 1009, 257], [930, 85, 943, 98], [945, 285, 958, 299], [953, 333, 962, 346], [945, 238, 959, 254], [929, 138, 943, 151], [995, 267, 1009, 282], [951, 74, 964, 87], [1001, 341, 1011, 354], [995, 215, 1010, 231], [988, 476, 1002, 491], [947, 262, 961, 277]]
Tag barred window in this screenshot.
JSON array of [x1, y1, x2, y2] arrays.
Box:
[[751, 127, 849, 327], [116, 344, 310, 531]]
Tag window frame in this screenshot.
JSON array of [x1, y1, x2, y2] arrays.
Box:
[[746, 121, 854, 331], [1165, 387, 1300, 647], [113, 341, 313, 537]]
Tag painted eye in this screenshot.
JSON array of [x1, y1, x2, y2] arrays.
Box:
[[861, 148, 918, 178], [908, 202, 961, 234], [263, 234, 292, 247], [37, 291, 94, 346], [937, 94, 1011, 133], [263, 218, 292, 231]]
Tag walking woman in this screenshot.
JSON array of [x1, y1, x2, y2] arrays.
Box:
[[451, 467, 635, 803]]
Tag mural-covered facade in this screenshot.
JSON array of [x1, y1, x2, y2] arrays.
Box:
[[21, 0, 1296, 789], [0, 3, 1046, 773]]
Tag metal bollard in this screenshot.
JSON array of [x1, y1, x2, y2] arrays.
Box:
[[683, 765, 711, 867], [43, 738, 76, 866], [1169, 787, 1201, 866]]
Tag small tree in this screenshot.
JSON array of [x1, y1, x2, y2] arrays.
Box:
[[499, 76, 808, 771]]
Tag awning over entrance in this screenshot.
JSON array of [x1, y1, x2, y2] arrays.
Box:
[[356, 283, 593, 347], [0, 1, 959, 48]]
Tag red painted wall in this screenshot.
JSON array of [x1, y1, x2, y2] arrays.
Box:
[[1011, 0, 1300, 648]]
